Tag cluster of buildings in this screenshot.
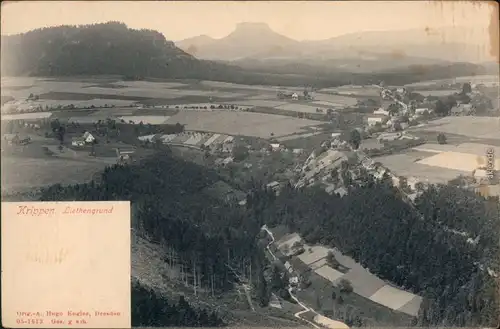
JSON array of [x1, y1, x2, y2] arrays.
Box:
[[274, 232, 422, 318], [138, 131, 235, 152]]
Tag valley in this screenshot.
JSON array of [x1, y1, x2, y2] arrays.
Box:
[[1, 5, 499, 328]]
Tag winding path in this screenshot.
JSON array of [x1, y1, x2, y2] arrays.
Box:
[[261, 225, 320, 329]]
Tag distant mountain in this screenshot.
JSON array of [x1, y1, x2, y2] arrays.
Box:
[[177, 22, 300, 61], [176, 23, 494, 68], [0, 22, 240, 79], [176, 35, 216, 55]]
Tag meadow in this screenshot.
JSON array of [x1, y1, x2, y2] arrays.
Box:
[[411, 116, 500, 141], [164, 111, 322, 138]]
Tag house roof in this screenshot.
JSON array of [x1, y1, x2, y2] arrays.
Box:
[[334, 187, 348, 196], [267, 181, 280, 188]]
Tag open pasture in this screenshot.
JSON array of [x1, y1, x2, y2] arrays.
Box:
[[319, 85, 380, 97], [376, 151, 468, 184], [411, 116, 500, 140], [312, 100, 346, 108], [274, 103, 320, 114], [116, 81, 188, 89], [163, 111, 321, 139], [245, 93, 279, 100], [313, 93, 358, 106], [1, 156, 110, 194], [1, 112, 53, 121], [226, 100, 287, 107], [405, 74, 499, 88], [200, 80, 283, 92]]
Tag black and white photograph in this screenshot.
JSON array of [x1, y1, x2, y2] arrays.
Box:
[[1, 1, 499, 328]]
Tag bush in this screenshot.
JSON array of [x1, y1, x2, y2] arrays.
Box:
[[437, 133, 447, 144]]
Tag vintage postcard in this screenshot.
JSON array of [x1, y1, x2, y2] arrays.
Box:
[[1, 1, 499, 328], [1, 201, 131, 328]]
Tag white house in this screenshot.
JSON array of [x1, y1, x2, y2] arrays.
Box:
[[266, 181, 280, 191], [291, 93, 299, 100], [284, 261, 293, 273], [83, 131, 96, 143], [373, 167, 388, 180], [367, 115, 387, 126], [415, 108, 431, 115], [289, 276, 299, 285], [270, 143, 282, 151], [334, 187, 348, 197], [331, 132, 341, 139]]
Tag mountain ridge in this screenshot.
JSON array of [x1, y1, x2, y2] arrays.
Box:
[[176, 22, 494, 65]]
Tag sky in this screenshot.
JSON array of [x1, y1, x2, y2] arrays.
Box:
[[1, 1, 496, 42]]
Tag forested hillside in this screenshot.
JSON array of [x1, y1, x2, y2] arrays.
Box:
[[39, 153, 270, 325], [132, 280, 224, 327], [1, 22, 239, 79], [39, 152, 499, 327]]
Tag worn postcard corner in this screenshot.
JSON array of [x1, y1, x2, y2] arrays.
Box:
[[1, 201, 131, 328]]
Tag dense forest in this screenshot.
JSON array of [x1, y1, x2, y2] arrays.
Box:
[[1, 22, 491, 87], [132, 280, 224, 327], [38, 151, 499, 327]]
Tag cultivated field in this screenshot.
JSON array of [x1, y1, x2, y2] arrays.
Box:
[[376, 151, 468, 184], [1, 112, 53, 121], [163, 111, 322, 138], [318, 85, 381, 97], [1, 156, 109, 194], [274, 103, 320, 114], [416, 151, 500, 172], [312, 93, 358, 106], [404, 74, 499, 87], [410, 116, 500, 141]]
